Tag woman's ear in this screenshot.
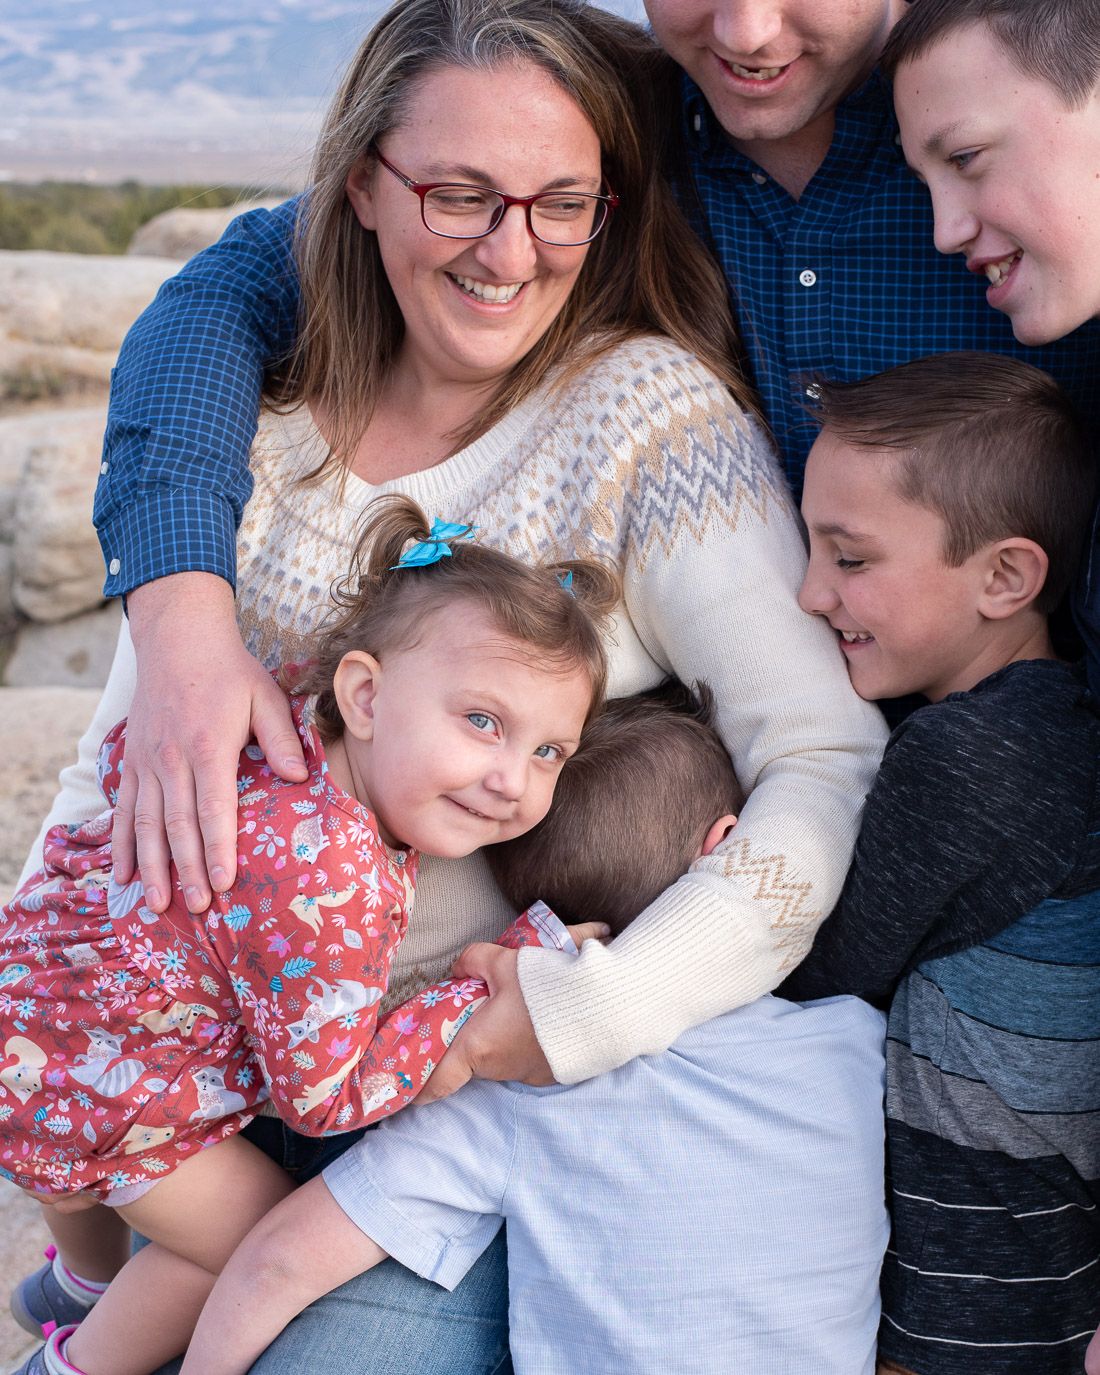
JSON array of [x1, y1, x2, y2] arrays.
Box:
[[345, 159, 378, 231], [698, 814, 738, 859], [977, 538, 1049, 621], [333, 651, 383, 741]]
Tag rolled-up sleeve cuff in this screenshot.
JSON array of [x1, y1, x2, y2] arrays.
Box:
[[98, 487, 239, 598]]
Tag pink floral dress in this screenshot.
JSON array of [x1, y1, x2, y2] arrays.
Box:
[[0, 696, 542, 1200]]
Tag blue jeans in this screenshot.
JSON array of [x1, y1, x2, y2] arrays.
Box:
[[145, 1117, 513, 1374]]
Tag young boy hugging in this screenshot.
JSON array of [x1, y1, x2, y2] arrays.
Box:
[[783, 353, 1100, 1375], [182, 681, 890, 1375]]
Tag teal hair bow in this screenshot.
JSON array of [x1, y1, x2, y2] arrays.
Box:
[[392, 518, 477, 570]]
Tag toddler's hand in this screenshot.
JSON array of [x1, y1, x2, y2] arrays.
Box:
[[29, 1189, 99, 1213], [564, 921, 610, 947]]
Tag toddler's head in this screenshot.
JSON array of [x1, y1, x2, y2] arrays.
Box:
[[798, 352, 1094, 703], [884, 0, 1100, 344], [486, 678, 743, 935], [292, 495, 620, 858]]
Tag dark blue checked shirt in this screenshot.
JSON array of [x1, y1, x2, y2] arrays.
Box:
[[675, 72, 1100, 497], [97, 71, 1100, 622]]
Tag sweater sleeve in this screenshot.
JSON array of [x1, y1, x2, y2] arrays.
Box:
[[95, 199, 301, 598], [781, 680, 1088, 1005], [518, 395, 888, 1082]]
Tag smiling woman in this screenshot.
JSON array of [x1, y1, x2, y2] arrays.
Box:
[[20, 0, 886, 1370]]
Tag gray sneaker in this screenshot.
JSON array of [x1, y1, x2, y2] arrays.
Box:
[[10, 1249, 97, 1337], [10, 1323, 81, 1374]]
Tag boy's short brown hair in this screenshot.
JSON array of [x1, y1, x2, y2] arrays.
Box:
[[813, 352, 1095, 614], [882, 0, 1100, 106], [485, 679, 743, 936]]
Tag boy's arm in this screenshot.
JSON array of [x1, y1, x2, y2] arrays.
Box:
[[783, 689, 1083, 1004], [180, 1176, 385, 1375]]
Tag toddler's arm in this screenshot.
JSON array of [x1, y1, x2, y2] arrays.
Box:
[[180, 1174, 383, 1375]]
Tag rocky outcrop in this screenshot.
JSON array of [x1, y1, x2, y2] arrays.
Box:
[[127, 198, 285, 259], [0, 250, 175, 403]]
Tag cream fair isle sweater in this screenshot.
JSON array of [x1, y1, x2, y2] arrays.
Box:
[[24, 335, 886, 1084]]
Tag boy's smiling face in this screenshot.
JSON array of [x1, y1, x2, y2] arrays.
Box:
[[894, 24, 1100, 345], [798, 429, 993, 703]]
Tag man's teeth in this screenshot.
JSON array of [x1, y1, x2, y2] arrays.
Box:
[[728, 61, 785, 80], [453, 275, 522, 303], [985, 252, 1020, 287], [840, 631, 873, 643]]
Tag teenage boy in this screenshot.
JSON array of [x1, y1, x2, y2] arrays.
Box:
[[783, 352, 1100, 1375], [178, 681, 889, 1375], [882, 0, 1100, 696], [88, 0, 1100, 922]]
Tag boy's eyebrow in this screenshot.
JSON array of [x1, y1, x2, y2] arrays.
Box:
[[919, 119, 971, 159], [811, 521, 877, 542]]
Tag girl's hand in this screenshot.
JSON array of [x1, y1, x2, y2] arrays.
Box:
[[29, 1189, 99, 1213], [117, 573, 308, 913], [415, 945, 553, 1103]]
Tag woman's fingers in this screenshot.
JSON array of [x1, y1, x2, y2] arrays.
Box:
[[120, 573, 306, 913]]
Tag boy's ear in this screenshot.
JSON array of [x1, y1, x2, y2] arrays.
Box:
[[977, 538, 1049, 621], [333, 651, 383, 741], [345, 159, 378, 231], [698, 814, 738, 860]]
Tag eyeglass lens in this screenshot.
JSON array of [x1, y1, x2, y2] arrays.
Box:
[[422, 187, 607, 245]]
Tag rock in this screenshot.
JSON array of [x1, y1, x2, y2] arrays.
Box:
[[0, 685, 101, 902], [4, 600, 122, 689], [0, 250, 175, 401], [127, 198, 286, 259], [7, 406, 108, 622]]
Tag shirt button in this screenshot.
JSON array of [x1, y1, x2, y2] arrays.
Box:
[[751, 171, 767, 185], [693, 112, 702, 134], [799, 269, 818, 287], [108, 558, 121, 575], [100, 461, 109, 475]]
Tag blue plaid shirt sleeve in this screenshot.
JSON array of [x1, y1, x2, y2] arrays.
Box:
[[94, 196, 302, 597]]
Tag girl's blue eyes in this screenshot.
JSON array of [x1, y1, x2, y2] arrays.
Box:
[[466, 716, 562, 761]]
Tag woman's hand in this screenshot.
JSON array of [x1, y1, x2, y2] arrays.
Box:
[[116, 573, 308, 913], [415, 945, 554, 1103]]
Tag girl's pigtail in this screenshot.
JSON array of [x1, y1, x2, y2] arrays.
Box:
[[335, 494, 434, 612]]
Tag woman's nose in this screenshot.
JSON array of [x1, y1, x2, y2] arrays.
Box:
[[472, 204, 539, 281]]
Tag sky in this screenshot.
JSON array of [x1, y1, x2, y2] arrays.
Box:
[[0, 1, 649, 185]]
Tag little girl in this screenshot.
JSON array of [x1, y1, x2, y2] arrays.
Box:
[[2, 494, 617, 1375]]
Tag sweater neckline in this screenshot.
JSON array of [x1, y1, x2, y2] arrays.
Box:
[[263, 387, 551, 512]]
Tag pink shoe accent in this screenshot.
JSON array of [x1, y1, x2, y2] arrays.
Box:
[[44, 1245, 58, 1262], [47, 1324, 87, 1374], [42, 1321, 57, 1338]]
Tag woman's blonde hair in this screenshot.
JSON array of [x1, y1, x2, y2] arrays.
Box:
[[291, 495, 621, 742], [269, 0, 754, 466]]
